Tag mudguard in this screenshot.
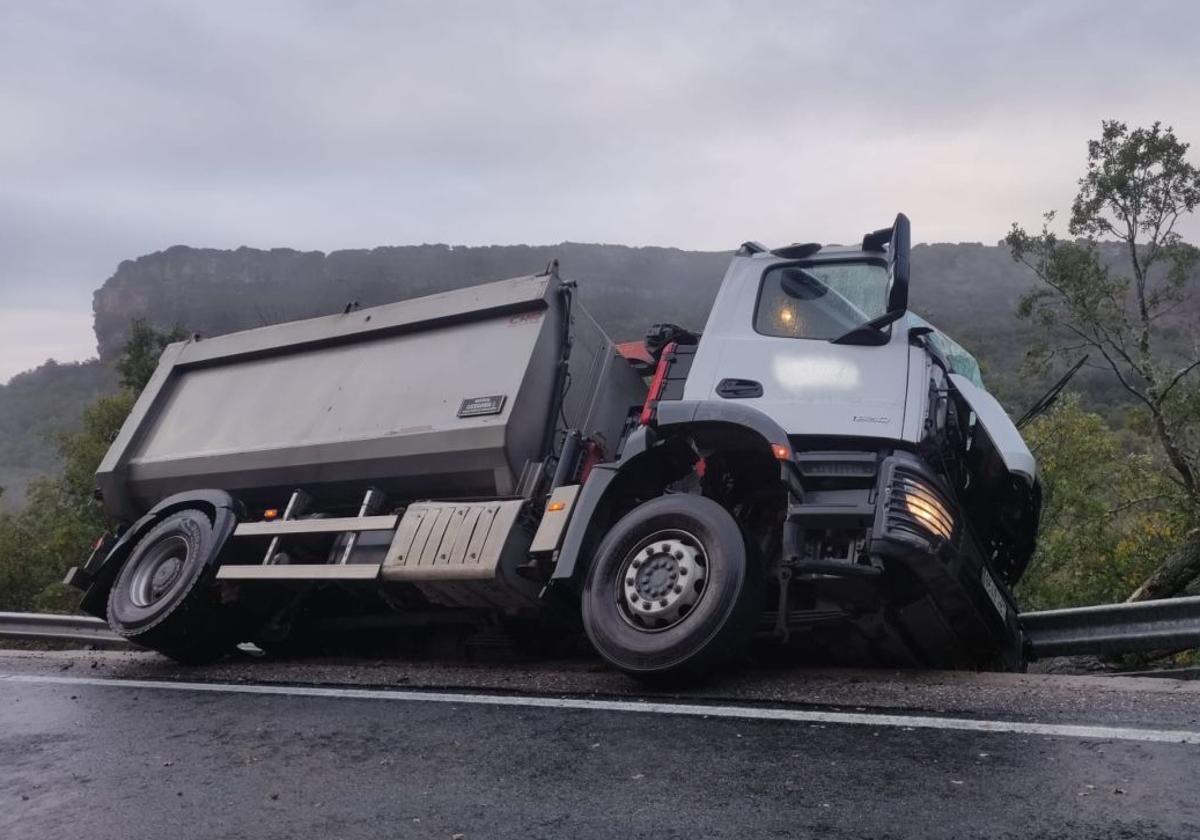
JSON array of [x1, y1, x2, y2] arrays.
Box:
[[551, 401, 791, 586], [73, 489, 241, 618], [655, 400, 792, 454], [550, 465, 619, 585]]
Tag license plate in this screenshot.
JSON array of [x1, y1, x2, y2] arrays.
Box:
[[980, 568, 1007, 620]]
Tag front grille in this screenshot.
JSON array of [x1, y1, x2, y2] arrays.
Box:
[[798, 460, 877, 478], [884, 464, 956, 546]]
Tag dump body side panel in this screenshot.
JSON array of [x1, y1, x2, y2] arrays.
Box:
[[96, 274, 574, 521]]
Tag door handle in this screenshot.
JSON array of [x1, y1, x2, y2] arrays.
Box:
[[716, 378, 763, 399]]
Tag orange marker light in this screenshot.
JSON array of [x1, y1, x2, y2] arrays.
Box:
[[263, 508, 280, 521], [546, 501, 566, 512], [771, 443, 791, 460]]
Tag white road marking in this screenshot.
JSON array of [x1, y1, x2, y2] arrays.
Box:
[[3, 672, 1198, 745]]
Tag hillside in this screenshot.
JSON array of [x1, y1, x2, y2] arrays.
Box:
[[3, 238, 1182, 510], [0, 359, 116, 510]]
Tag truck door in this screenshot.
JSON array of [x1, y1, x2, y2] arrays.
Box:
[[683, 256, 912, 441]]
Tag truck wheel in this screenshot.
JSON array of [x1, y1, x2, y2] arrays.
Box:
[[581, 494, 761, 680], [107, 509, 234, 664]]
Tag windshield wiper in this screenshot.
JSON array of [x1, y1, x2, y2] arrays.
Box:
[[829, 309, 904, 346], [1015, 355, 1089, 429]]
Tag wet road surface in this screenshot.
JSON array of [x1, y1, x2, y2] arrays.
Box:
[[3, 650, 1200, 839]]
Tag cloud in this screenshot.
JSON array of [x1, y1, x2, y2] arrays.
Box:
[[1, 0, 1199, 379]]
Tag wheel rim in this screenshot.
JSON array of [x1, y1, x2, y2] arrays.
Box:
[[127, 535, 189, 608], [616, 529, 709, 632]]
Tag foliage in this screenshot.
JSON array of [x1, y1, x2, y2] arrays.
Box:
[[1017, 395, 1184, 609], [0, 323, 171, 612], [116, 318, 188, 392]]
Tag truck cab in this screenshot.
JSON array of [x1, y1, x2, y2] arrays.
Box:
[[558, 215, 1039, 673], [689, 224, 1038, 567]]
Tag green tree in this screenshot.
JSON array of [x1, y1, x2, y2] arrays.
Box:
[[1018, 395, 1179, 609], [116, 318, 188, 393], [1007, 120, 1200, 601]]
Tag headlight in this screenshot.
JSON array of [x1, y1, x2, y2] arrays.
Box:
[[886, 466, 956, 544]]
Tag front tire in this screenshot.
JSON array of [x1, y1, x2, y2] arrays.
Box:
[[581, 494, 761, 680], [107, 509, 235, 664]]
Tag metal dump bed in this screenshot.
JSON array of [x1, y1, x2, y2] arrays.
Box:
[[96, 269, 645, 521]]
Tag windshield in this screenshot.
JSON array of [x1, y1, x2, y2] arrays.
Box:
[[909, 314, 985, 387], [755, 260, 890, 340]]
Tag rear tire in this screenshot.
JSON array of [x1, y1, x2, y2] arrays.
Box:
[[107, 509, 235, 664], [581, 494, 761, 681]]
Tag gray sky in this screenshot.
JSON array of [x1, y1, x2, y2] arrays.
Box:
[[2, 0, 1199, 382]]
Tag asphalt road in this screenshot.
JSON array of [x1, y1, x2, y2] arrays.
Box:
[[3, 650, 1200, 839]]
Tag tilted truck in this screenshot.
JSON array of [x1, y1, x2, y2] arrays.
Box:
[[67, 215, 1044, 678]]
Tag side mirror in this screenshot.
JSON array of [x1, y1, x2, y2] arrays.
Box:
[[861, 212, 911, 316], [888, 212, 910, 314], [831, 214, 912, 347]]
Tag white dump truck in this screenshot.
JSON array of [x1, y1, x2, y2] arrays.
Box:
[[67, 215, 1043, 677]]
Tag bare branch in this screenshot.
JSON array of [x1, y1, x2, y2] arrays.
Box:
[[1108, 494, 1172, 516], [1161, 358, 1200, 400]]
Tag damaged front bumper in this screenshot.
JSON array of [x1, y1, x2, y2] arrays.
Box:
[[782, 450, 1025, 669]]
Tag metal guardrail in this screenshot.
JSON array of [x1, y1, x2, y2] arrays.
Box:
[[0, 612, 132, 648], [4, 596, 1200, 660], [1022, 595, 1200, 659]]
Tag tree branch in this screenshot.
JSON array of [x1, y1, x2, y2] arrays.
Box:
[[1108, 494, 1171, 516], [1161, 358, 1200, 400]]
